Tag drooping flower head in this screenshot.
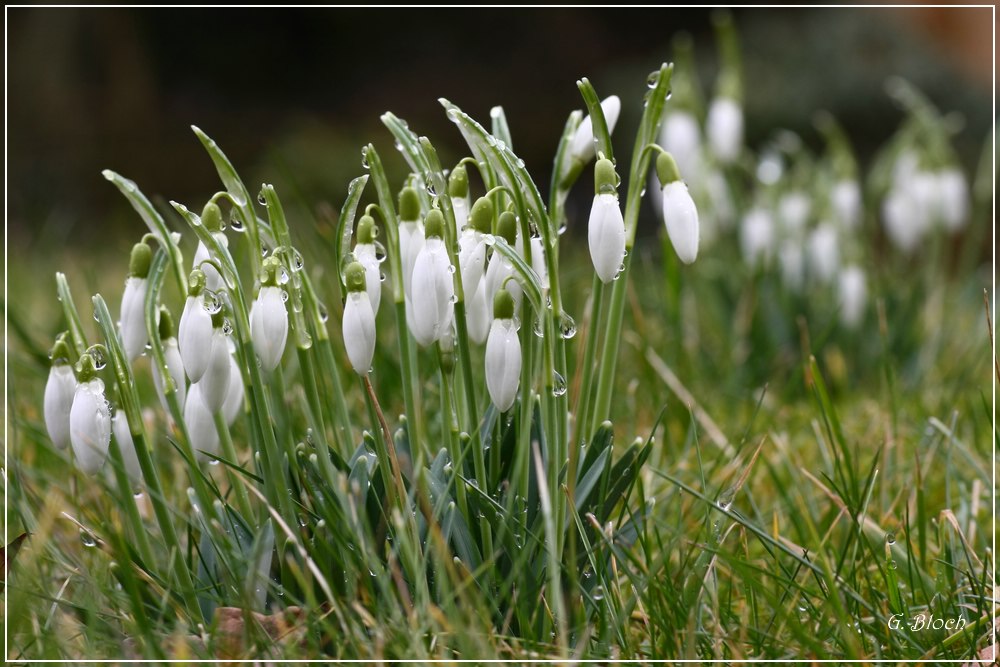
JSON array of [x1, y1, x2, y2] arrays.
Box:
[[656, 151, 700, 265], [588, 157, 626, 283], [193, 201, 228, 293], [178, 269, 214, 383], [460, 196, 493, 344], [485, 209, 522, 307], [342, 260, 377, 375], [70, 352, 111, 475], [485, 287, 521, 412], [250, 256, 289, 373], [152, 306, 187, 413], [448, 164, 471, 231], [44, 332, 77, 451], [410, 209, 455, 347], [196, 308, 232, 415], [353, 213, 383, 314], [119, 241, 152, 362], [398, 186, 425, 299]]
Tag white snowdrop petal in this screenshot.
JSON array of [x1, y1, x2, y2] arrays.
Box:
[[112, 412, 142, 486], [44, 365, 77, 451], [184, 383, 219, 462], [740, 208, 774, 268], [153, 337, 187, 414], [707, 97, 743, 163], [197, 329, 232, 414], [178, 295, 213, 382], [70, 379, 111, 475], [410, 239, 455, 347], [399, 221, 425, 299], [468, 282, 491, 345], [343, 291, 377, 374], [937, 168, 969, 230], [250, 285, 288, 372], [355, 243, 383, 314], [839, 265, 867, 329], [222, 351, 244, 426], [486, 319, 521, 412], [807, 224, 840, 284], [831, 180, 861, 230], [661, 182, 700, 265], [588, 193, 626, 283], [458, 230, 487, 298], [569, 95, 621, 162], [119, 277, 149, 362]]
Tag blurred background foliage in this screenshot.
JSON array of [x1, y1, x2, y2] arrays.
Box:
[[8, 6, 993, 255]]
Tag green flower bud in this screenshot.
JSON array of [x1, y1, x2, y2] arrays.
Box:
[[129, 242, 152, 279], [469, 197, 494, 234], [261, 256, 282, 288], [497, 210, 517, 245], [201, 201, 223, 232], [399, 186, 421, 222], [448, 164, 469, 198], [357, 214, 376, 244], [594, 158, 618, 195], [493, 286, 515, 320], [345, 260, 367, 293], [49, 332, 73, 366], [188, 269, 207, 296], [424, 209, 445, 239], [656, 151, 682, 186], [76, 352, 99, 383], [158, 306, 176, 340]]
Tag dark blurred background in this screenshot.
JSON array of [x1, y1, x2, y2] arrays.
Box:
[[7, 6, 994, 253]]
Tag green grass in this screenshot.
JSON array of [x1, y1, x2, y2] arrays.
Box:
[[4, 76, 994, 662]]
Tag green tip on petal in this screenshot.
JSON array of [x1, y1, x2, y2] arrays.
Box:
[[656, 151, 681, 186], [188, 269, 206, 296], [425, 209, 445, 239], [399, 186, 421, 221], [76, 353, 98, 382], [493, 287, 515, 320], [357, 214, 376, 244], [448, 164, 469, 198], [345, 260, 367, 293], [210, 308, 226, 329], [201, 201, 223, 232], [50, 332, 73, 366], [497, 211, 517, 245], [469, 197, 494, 234], [594, 158, 618, 195], [158, 306, 175, 340], [129, 242, 152, 279], [261, 256, 282, 287]]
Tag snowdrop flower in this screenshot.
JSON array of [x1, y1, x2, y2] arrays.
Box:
[[192, 201, 228, 293], [70, 353, 111, 475], [587, 158, 626, 283], [151, 307, 187, 413], [882, 187, 926, 254], [656, 151, 700, 265], [528, 236, 548, 291], [196, 313, 231, 415], [485, 288, 521, 412], [838, 265, 867, 329], [250, 257, 289, 372], [178, 270, 214, 383], [937, 167, 969, 231], [342, 261, 377, 374], [119, 241, 152, 362], [467, 282, 491, 345], [448, 164, 472, 231], [398, 186, 425, 299], [660, 110, 703, 178], [778, 241, 805, 293], [778, 191, 811, 238], [184, 383, 219, 462], [459, 197, 492, 299], [484, 210, 523, 308], [44, 333, 76, 451], [222, 340, 244, 426], [706, 97, 742, 163], [566, 95, 621, 171], [409, 210, 455, 347], [111, 412, 142, 486], [807, 223, 839, 284], [831, 179, 861, 230], [740, 208, 775, 269], [352, 214, 383, 314]]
